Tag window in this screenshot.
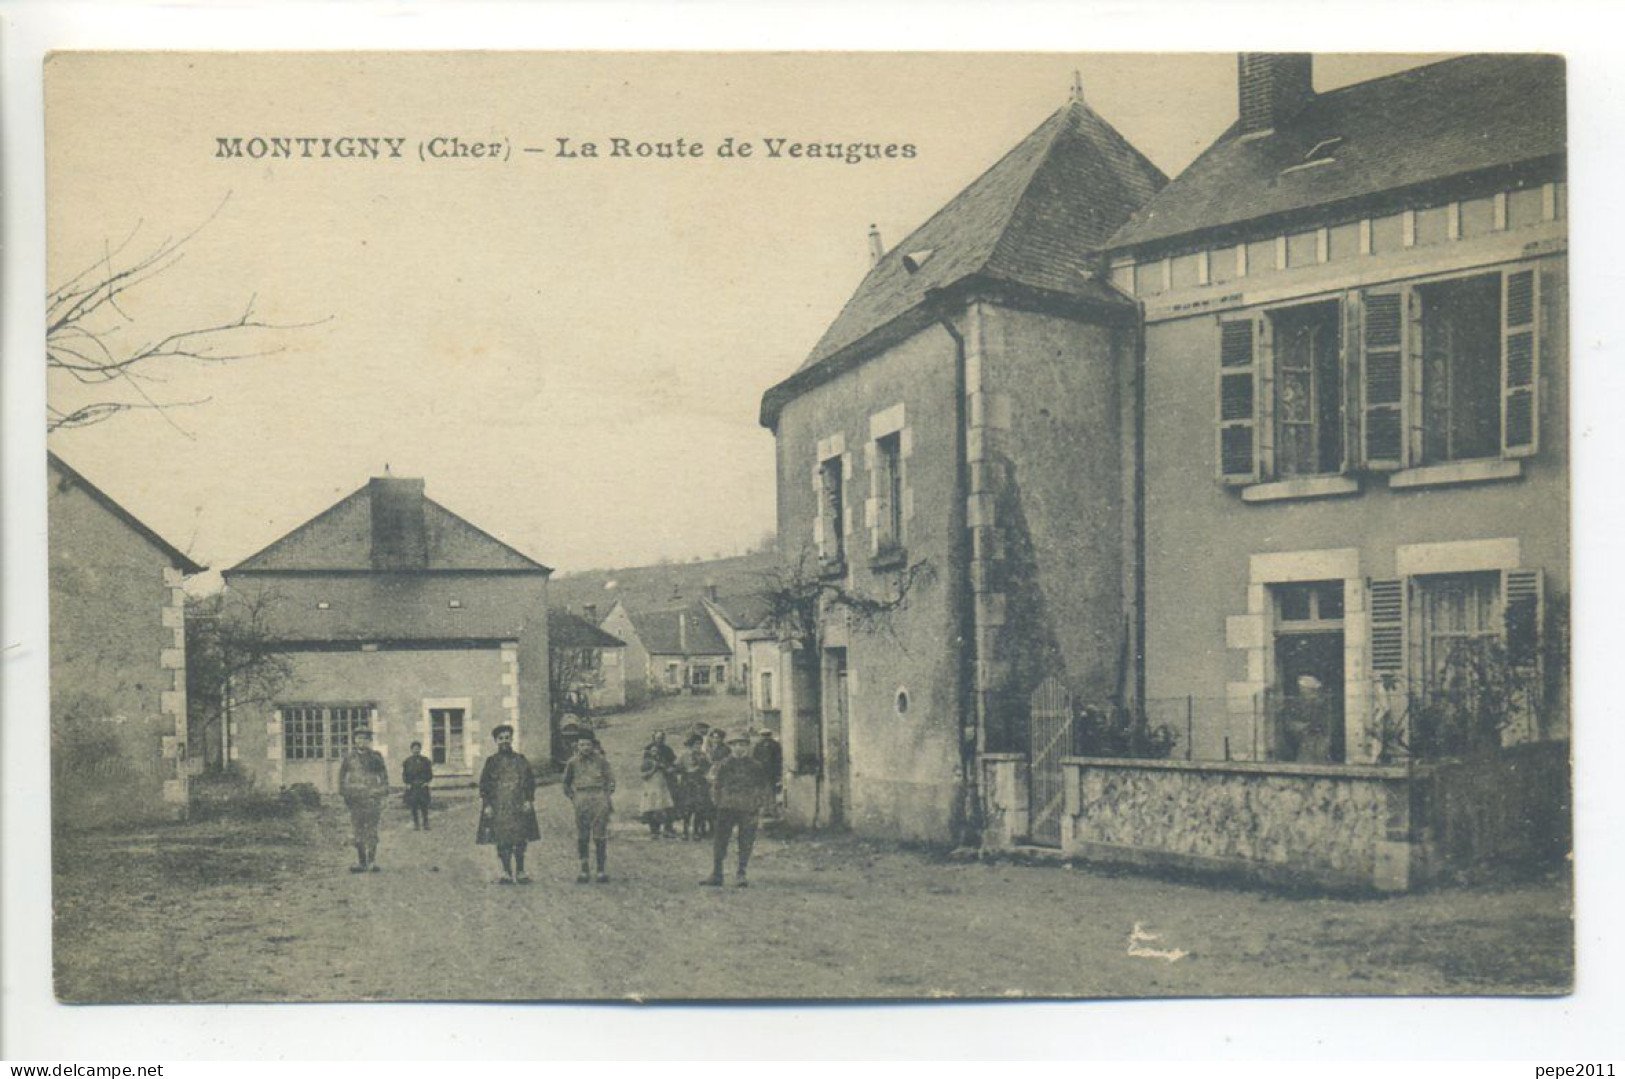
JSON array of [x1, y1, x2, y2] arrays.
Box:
[[760, 670, 774, 709], [1269, 583, 1345, 763], [874, 431, 904, 552], [1419, 275, 1502, 463], [715, 664, 726, 684], [819, 455, 845, 568], [1271, 301, 1343, 476], [281, 704, 372, 761], [1360, 266, 1541, 470], [692, 664, 711, 687], [429, 707, 466, 769], [664, 662, 680, 687], [1418, 572, 1501, 691]]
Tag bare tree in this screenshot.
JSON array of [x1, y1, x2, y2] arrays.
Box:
[[753, 546, 935, 651], [186, 589, 295, 772], [47, 197, 323, 434]]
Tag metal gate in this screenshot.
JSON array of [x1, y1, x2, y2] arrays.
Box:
[[1028, 676, 1072, 847]]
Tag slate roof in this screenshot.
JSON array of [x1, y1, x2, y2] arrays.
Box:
[[627, 603, 733, 657], [243, 577, 545, 643], [705, 592, 772, 632], [48, 451, 206, 574], [1108, 54, 1566, 254], [228, 482, 550, 574], [550, 608, 626, 650], [761, 98, 1166, 427]]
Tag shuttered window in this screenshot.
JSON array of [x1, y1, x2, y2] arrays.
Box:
[[1502, 269, 1541, 456], [1361, 289, 1407, 469], [1368, 578, 1408, 685], [1217, 319, 1260, 483]]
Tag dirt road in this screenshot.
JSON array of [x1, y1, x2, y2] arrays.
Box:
[[53, 695, 1572, 1002]]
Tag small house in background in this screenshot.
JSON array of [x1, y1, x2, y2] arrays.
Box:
[[599, 599, 733, 700], [549, 608, 627, 713], [49, 451, 205, 828], [701, 587, 786, 728], [222, 475, 552, 793]]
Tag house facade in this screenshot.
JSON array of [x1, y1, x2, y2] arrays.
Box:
[[49, 452, 204, 828], [550, 608, 627, 713], [599, 600, 734, 698], [760, 92, 1166, 842], [1108, 54, 1567, 768], [222, 475, 552, 793], [760, 54, 1568, 882]]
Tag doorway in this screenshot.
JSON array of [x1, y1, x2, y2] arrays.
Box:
[[821, 648, 851, 828]]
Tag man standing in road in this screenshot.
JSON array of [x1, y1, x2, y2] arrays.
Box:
[[751, 727, 784, 817], [702, 730, 770, 888], [339, 726, 389, 873], [401, 740, 434, 831], [477, 724, 540, 885], [562, 730, 616, 884]]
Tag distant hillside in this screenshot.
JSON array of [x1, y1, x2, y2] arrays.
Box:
[[551, 549, 782, 623]]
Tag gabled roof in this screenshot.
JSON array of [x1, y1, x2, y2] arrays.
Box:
[[704, 592, 772, 632], [627, 602, 732, 657], [760, 98, 1166, 428], [1108, 54, 1566, 254], [550, 608, 626, 650], [47, 451, 205, 575], [227, 481, 550, 575]]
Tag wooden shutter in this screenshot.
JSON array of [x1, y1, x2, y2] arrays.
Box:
[[1360, 288, 1407, 469], [1502, 267, 1541, 457], [1368, 578, 1408, 689], [1342, 292, 1362, 474], [1217, 318, 1260, 483], [1502, 568, 1544, 670]]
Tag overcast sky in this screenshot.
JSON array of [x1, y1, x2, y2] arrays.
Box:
[[44, 52, 1442, 580]]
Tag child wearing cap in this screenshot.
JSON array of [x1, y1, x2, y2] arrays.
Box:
[[562, 731, 616, 883]]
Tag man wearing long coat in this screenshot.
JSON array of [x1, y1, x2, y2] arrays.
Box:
[[476, 724, 540, 884]]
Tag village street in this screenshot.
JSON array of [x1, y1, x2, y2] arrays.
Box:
[[54, 695, 1572, 1003]]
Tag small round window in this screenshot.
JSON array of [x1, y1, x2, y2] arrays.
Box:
[[895, 688, 910, 715]]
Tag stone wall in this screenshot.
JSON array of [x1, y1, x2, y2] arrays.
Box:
[[1062, 757, 1420, 890]]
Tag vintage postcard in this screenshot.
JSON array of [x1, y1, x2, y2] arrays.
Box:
[[42, 50, 1571, 1005]]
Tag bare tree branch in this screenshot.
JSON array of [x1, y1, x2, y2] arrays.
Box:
[[46, 195, 330, 432]]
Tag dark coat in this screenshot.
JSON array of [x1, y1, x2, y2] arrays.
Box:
[[476, 749, 540, 845], [751, 738, 783, 784], [402, 753, 434, 787], [711, 754, 769, 813], [339, 748, 389, 806]]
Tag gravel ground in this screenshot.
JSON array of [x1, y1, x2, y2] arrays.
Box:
[[53, 695, 1573, 1002]]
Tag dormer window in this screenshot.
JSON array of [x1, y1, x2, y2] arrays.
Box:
[[316, 601, 331, 611]]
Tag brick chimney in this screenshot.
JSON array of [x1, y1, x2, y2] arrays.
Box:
[[1237, 53, 1314, 135], [369, 476, 428, 570], [583, 603, 598, 623]]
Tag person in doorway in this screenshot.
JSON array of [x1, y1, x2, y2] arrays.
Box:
[[702, 730, 770, 888], [401, 740, 434, 830], [751, 727, 783, 817], [562, 730, 616, 883], [339, 726, 389, 873], [476, 724, 540, 884], [638, 729, 678, 838]]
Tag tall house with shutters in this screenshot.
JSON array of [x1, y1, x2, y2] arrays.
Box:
[[760, 92, 1166, 841], [222, 475, 553, 794], [1106, 54, 1567, 764]]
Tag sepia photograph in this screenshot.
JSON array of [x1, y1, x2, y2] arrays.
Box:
[[35, 44, 1575, 1010]]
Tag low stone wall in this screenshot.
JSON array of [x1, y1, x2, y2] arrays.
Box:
[[1428, 742, 1571, 870], [981, 753, 1030, 849], [1060, 757, 1425, 891]]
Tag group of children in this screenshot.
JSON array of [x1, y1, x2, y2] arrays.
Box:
[[636, 724, 783, 841]]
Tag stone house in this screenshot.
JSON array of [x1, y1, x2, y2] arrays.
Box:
[[49, 451, 205, 828], [759, 86, 1166, 841], [221, 475, 552, 793], [1080, 53, 1569, 889], [759, 54, 1568, 888], [549, 607, 627, 713], [599, 599, 734, 700]]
